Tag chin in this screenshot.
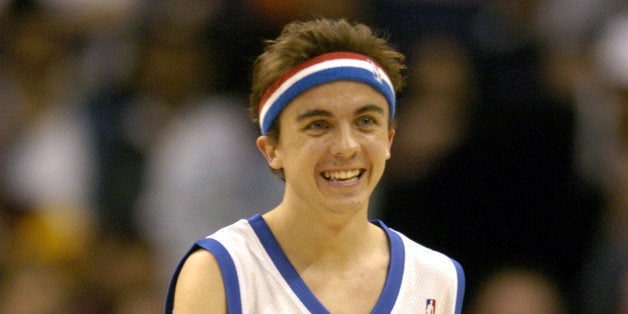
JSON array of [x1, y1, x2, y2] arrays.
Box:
[[323, 198, 368, 215]]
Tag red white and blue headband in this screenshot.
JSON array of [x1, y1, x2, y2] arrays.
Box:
[[258, 51, 396, 135]]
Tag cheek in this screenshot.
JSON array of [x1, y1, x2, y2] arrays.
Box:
[[373, 137, 394, 162], [293, 141, 325, 163], [278, 136, 316, 165]]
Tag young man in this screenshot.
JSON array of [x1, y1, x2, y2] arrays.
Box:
[[165, 18, 465, 313]]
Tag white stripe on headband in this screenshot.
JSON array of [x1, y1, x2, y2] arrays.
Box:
[[258, 52, 396, 135]]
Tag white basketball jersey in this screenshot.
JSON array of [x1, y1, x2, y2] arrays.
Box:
[[165, 214, 465, 313]]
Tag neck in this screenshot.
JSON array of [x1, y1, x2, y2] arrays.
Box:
[[263, 203, 382, 268]]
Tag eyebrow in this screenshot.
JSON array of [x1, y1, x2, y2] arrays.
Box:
[[296, 109, 333, 122], [295, 104, 385, 122], [355, 104, 385, 116]]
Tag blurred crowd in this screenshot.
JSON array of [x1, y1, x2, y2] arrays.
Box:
[[0, 0, 626, 313]]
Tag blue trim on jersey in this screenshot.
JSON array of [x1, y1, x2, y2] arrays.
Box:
[[248, 214, 329, 313], [451, 258, 466, 314], [371, 220, 405, 313], [163, 238, 242, 314], [197, 238, 242, 314], [247, 214, 404, 313]]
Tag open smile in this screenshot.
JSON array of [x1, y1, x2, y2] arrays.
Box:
[[321, 169, 365, 183]]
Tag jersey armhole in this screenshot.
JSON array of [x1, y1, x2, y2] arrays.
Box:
[[450, 258, 465, 314], [164, 238, 242, 314]]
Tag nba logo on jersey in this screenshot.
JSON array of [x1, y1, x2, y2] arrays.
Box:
[[426, 299, 436, 314]]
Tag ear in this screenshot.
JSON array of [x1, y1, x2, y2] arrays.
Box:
[[256, 136, 283, 169], [385, 129, 395, 160]]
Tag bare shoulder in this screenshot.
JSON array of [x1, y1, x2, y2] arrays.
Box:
[[174, 249, 227, 313]]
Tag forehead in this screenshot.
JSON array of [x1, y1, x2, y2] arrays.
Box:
[[283, 81, 389, 116]]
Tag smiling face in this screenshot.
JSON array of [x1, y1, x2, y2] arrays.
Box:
[[257, 81, 394, 216]]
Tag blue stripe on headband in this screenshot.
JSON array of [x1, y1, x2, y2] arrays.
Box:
[[260, 66, 395, 135]]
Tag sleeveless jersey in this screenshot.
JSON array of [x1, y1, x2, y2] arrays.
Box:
[[165, 214, 465, 313]]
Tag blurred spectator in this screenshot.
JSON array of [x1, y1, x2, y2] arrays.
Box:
[[0, 0, 96, 263], [86, 0, 284, 289], [468, 267, 566, 314], [578, 11, 628, 314], [0, 0, 165, 312], [384, 33, 476, 183], [534, 0, 619, 187], [87, 0, 220, 238], [135, 95, 286, 289], [379, 1, 604, 312], [0, 263, 80, 313], [0, 0, 106, 312], [468, 1, 544, 107], [370, 0, 479, 57]]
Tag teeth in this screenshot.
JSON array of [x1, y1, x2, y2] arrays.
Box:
[[323, 170, 361, 181]]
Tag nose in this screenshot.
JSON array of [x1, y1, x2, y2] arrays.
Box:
[[330, 124, 359, 159]]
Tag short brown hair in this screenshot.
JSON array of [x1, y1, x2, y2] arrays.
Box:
[[250, 18, 405, 128]]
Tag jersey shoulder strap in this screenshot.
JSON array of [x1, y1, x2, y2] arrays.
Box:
[[164, 238, 242, 314]]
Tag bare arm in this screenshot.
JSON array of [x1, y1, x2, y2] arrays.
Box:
[[173, 250, 227, 313]]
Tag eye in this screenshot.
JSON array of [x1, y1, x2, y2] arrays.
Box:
[[307, 120, 330, 130], [356, 116, 377, 127], [302, 119, 331, 135]]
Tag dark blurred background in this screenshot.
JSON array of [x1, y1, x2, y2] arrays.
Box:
[[0, 0, 625, 313]]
